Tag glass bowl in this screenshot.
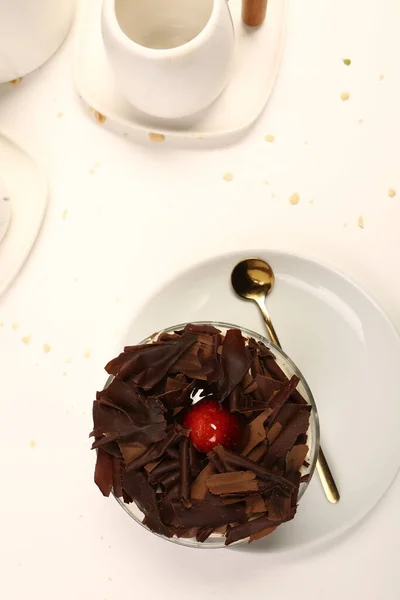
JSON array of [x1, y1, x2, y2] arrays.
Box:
[[109, 321, 320, 549]]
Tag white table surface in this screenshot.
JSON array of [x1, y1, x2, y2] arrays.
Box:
[[1, 0, 400, 598]]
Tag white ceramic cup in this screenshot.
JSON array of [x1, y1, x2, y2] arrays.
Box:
[[102, 0, 235, 119], [0, 0, 75, 84]]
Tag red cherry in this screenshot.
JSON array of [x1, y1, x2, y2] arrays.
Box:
[[183, 398, 241, 454]]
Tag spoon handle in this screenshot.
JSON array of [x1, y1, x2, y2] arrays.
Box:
[[254, 298, 281, 347], [254, 297, 340, 504], [316, 447, 340, 503]]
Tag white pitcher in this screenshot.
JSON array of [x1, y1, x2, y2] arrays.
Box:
[[0, 0, 75, 84], [102, 0, 235, 119]]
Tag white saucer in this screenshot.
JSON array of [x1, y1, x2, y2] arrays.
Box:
[[0, 132, 47, 298], [122, 250, 400, 551], [0, 173, 11, 246], [74, 0, 286, 142]]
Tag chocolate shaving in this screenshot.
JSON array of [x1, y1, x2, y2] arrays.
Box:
[[268, 375, 300, 423], [160, 497, 246, 530], [266, 422, 282, 445], [249, 526, 277, 543], [196, 526, 215, 543], [191, 463, 215, 500], [248, 440, 268, 462], [286, 445, 309, 474], [91, 378, 167, 447], [241, 409, 272, 456], [264, 409, 310, 469], [206, 471, 258, 495], [94, 448, 114, 496], [119, 442, 147, 464], [214, 446, 295, 492], [263, 356, 306, 405], [159, 470, 180, 491], [226, 513, 292, 545], [166, 447, 180, 460], [246, 495, 266, 515], [106, 331, 197, 389], [180, 437, 191, 508], [148, 460, 180, 484], [123, 470, 172, 537], [215, 329, 252, 400], [126, 426, 187, 471], [112, 457, 124, 498]]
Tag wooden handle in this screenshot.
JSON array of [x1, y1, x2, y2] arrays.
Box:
[[242, 0, 268, 27]]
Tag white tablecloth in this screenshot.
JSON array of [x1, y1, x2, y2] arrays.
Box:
[[1, 0, 399, 598]]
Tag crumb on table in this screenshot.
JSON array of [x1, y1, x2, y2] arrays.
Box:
[[340, 92, 350, 101], [94, 111, 106, 124], [222, 172, 233, 182], [388, 188, 396, 198], [289, 193, 300, 205], [264, 134, 275, 142], [43, 344, 51, 353], [358, 216, 364, 229], [148, 132, 165, 142]]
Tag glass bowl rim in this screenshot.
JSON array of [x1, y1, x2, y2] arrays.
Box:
[[110, 320, 320, 549]]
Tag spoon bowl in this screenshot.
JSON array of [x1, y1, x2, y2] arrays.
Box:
[[231, 257, 275, 301]]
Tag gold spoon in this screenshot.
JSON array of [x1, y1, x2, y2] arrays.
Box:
[[231, 257, 340, 504]]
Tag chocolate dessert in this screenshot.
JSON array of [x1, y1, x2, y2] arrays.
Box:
[[91, 324, 312, 545]]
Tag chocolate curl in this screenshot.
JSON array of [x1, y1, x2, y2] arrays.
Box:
[[94, 448, 114, 496], [242, 0, 268, 27], [126, 426, 187, 471], [206, 471, 258, 495], [188, 442, 202, 477], [166, 447, 180, 460], [264, 410, 311, 469], [263, 356, 306, 405], [268, 375, 301, 424], [160, 470, 180, 491], [228, 387, 240, 412], [249, 526, 277, 543], [179, 437, 191, 508], [148, 460, 180, 485], [161, 498, 247, 530], [208, 451, 226, 473], [196, 526, 215, 543], [122, 470, 172, 537], [112, 457, 124, 498], [191, 463, 216, 500], [285, 445, 309, 475], [163, 482, 180, 503], [106, 331, 197, 388], [226, 513, 289, 545], [214, 446, 295, 492], [241, 409, 272, 456]]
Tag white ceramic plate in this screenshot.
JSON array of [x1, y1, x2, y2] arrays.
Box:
[[0, 132, 47, 298], [0, 173, 11, 246], [121, 250, 400, 551], [74, 0, 286, 142]]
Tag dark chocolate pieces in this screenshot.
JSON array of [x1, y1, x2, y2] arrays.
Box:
[[91, 324, 312, 545]]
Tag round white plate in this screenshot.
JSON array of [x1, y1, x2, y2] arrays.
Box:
[[0, 132, 47, 298], [0, 173, 12, 246], [122, 250, 400, 551]]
